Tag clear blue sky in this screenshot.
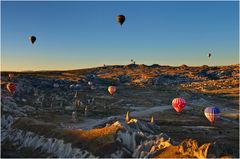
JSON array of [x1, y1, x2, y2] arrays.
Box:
[[1, 1, 239, 71]]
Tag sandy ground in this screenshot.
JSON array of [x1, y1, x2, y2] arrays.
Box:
[[61, 105, 192, 130]]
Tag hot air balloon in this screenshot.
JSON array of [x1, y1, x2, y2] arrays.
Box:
[[116, 15, 125, 26], [172, 97, 187, 113], [8, 73, 14, 81], [29, 36, 36, 44], [204, 107, 220, 124], [108, 86, 116, 95], [6, 83, 16, 94], [208, 53, 211, 58]]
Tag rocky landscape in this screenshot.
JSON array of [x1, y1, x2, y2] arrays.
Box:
[[1, 64, 239, 158]]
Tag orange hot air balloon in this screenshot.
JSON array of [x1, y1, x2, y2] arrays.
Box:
[[172, 97, 186, 113], [6, 83, 16, 94], [8, 73, 14, 81], [108, 86, 116, 95]]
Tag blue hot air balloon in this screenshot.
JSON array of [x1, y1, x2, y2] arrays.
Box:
[[204, 107, 220, 124]]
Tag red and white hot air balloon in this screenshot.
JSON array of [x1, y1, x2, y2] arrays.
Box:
[[6, 83, 16, 94], [172, 97, 186, 113], [108, 86, 116, 95], [8, 73, 14, 81]]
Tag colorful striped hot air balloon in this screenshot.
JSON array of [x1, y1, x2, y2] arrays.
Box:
[[172, 97, 187, 113], [6, 83, 16, 94], [204, 107, 220, 124], [8, 73, 14, 81], [108, 86, 116, 95]]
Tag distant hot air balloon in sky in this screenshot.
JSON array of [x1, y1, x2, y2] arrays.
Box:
[[208, 53, 211, 58], [108, 86, 116, 95], [8, 73, 14, 81], [116, 15, 125, 26], [6, 83, 16, 94], [204, 107, 220, 124], [172, 97, 187, 113], [29, 36, 36, 44]]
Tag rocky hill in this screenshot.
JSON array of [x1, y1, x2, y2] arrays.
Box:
[[1, 64, 239, 158]]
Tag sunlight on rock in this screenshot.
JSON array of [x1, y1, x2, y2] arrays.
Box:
[[127, 118, 138, 124], [125, 111, 130, 123], [178, 139, 211, 158], [150, 116, 154, 124]]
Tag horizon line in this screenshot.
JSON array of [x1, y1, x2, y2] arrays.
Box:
[[1, 63, 239, 73]]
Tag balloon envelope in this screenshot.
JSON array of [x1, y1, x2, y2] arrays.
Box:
[[172, 97, 186, 112], [116, 15, 125, 26], [108, 86, 116, 95], [29, 36, 36, 44], [6, 83, 16, 94], [204, 107, 220, 123], [8, 73, 14, 81]]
